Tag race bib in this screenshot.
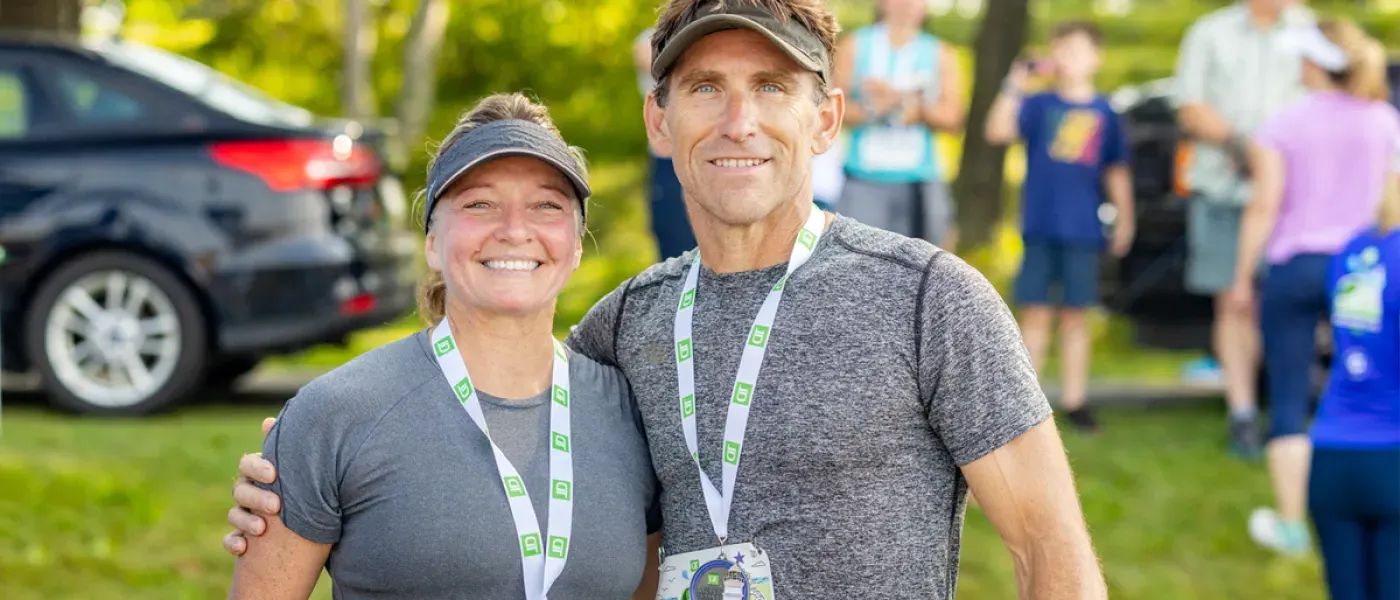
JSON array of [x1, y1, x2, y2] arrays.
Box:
[[858, 126, 926, 172], [657, 543, 774, 600], [1333, 268, 1386, 333]]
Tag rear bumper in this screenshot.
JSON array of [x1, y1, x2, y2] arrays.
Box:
[[208, 232, 417, 354]]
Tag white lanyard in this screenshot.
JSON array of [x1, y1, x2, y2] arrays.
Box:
[[431, 319, 573, 600], [673, 206, 826, 543]]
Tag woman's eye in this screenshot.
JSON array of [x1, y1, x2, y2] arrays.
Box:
[[463, 201, 490, 210], [538, 201, 564, 211]]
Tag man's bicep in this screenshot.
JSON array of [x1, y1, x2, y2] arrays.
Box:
[[920, 254, 1053, 466], [960, 419, 1078, 545]]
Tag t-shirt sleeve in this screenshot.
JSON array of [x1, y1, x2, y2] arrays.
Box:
[[564, 278, 633, 367], [1174, 21, 1211, 105], [1017, 94, 1042, 146], [919, 252, 1053, 466], [1253, 108, 1295, 153], [1102, 106, 1131, 167], [624, 378, 663, 535], [258, 387, 350, 544]]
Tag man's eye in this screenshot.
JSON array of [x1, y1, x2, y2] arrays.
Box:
[[760, 83, 782, 93], [695, 84, 716, 93]]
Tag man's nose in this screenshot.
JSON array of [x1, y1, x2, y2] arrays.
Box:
[[717, 92, 758, 143]]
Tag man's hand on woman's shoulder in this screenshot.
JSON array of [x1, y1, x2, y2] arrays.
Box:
[[222, 417, 282, 557]]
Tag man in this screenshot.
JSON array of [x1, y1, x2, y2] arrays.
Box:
[[223, 1, 1106, 597], [635, 26, 700, 260], [1173, 0, 1313, 458]]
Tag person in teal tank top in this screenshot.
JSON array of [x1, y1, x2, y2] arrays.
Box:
[[833, 0, 965, 249]]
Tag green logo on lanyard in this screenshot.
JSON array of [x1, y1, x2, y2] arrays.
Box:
[[677, 338, 693, 361], [679, 289, 695, 309], [552, 431, 571, 453], [723, 441, 741, 465], [548, 535, 569, 559], [798, 229, 817, 250], [553, 384, 569, 407], [454, 378, 473, 402], [552, 479, 572, 501], [681, 394, 696, 417], [504, 475, 526, 498], [773, 276, 787, 291], [747, 325, 770, 348], [521, 533, 542, 557], [732, 382, 753, 406], [434, 336, 455, 356], [555, 344, 569, 362]]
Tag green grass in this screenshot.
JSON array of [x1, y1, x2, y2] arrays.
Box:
[[0, 401, 1324, 599]]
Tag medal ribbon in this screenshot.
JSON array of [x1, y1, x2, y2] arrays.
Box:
[[432, 319, 574, 600], [673, 206, 826, 542]]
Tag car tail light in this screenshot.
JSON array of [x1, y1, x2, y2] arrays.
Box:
[[209, 138, 381, 192], [340, 293, 377, 316]]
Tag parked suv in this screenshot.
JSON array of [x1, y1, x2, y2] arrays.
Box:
[[0, 32, 417, 415], [1102, 60, 1400, 373]]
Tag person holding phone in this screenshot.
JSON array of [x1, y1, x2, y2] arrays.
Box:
[[985, 21, 1136, 433]]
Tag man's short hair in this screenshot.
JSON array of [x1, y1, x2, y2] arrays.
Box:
[[1050, 20, 1104, 47], [649, 0, 841, 107]]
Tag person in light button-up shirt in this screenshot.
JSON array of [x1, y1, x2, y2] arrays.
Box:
[[1171, 0, 1313, 459]]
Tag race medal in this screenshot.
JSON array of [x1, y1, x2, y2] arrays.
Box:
[[657, 543, 774, 600]]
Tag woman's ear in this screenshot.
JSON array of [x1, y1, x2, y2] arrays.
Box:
[[425, 230, 443, 272]]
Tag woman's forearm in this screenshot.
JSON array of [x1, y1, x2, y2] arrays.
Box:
[[228, 513, 331, 600]]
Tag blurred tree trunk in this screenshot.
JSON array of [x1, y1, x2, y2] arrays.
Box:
[[0, 0, 83, 32], [394, 0, 450, 160], [952, 0, 1031, 250], [341, 0, 377, 119]]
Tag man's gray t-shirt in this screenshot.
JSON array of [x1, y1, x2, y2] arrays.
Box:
[[566, 215, 1052, 599], [261, 330, 660, 599]]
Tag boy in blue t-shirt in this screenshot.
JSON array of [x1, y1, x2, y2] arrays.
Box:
[[985, 20, 1135, 432]]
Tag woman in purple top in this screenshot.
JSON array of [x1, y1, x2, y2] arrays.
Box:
[[1225, 18, 1400, 558]]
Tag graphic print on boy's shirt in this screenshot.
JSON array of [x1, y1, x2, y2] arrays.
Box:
[[1047, 107, 1106, 166]]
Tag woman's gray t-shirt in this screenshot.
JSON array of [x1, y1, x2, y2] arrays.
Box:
[[260, 329, 661, 599]]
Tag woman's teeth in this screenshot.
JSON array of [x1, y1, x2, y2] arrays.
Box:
[[711, 158, 768, 168], [483, 260, 540, 271]]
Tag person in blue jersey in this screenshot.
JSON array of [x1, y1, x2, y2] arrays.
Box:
[[1309, 168, 1400, 600], [984, 20, 1135, 433], [833, 0, 964, 249]]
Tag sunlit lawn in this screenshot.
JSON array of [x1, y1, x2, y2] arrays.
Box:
[[1, 400, 1323, 599]]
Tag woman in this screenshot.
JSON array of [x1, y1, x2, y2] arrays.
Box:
[[228, 93, 662, 599], [1307, 165, 1400, 600], [834, 0, 963, 249], [1224, 19, 1399, 557]]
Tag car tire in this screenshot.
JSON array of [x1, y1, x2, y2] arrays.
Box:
[[25, 251, 208, 416], [204, 355, 262, 389]]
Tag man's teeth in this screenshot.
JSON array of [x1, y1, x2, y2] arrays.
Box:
[[712, 158, 767, 168], [483, 260, 540, 271]]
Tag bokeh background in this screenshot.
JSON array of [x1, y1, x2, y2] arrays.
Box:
[[2, 0, 1398, 598]]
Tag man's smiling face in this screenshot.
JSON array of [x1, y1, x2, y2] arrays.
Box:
[[646, 28, 839, 228]]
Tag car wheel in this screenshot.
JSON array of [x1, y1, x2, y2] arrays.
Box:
[[25, 251, 208, 416]]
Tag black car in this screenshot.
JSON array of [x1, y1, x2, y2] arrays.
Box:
[[1102, 60, 1400, 379], [0, 32, 417, 415]]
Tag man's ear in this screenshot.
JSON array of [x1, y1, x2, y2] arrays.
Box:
[[644, 92, 673, 158], [812, 86, 846, 155]]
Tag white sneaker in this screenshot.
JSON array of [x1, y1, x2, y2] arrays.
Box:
[[1248, 507, 1311, 556]]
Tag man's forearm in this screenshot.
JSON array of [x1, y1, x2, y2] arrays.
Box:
[[920, 98, 965, 133], [1106, 165, 1134, 219], [1179, 102, 1233, 144], [1014, 534, 1108, 600]]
